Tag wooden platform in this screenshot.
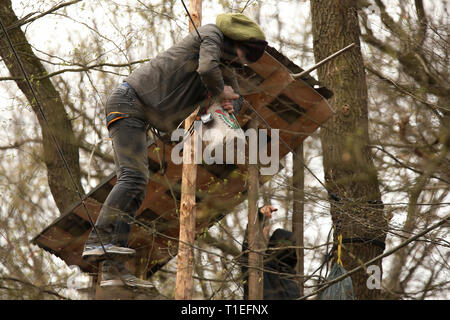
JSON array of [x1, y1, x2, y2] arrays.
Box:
[[32, 46, 334, 278]]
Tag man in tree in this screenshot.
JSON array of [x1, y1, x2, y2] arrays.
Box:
[[242, 205, 301, 300], [81, 13, 268, 289]]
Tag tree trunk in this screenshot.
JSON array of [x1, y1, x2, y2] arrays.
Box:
[[0, 0, 83, 213], [174, 0, 202, 300], [292, 144, 304, 296], [174, 113, 198, 299], [310, 0, 388, 299], [247, 119, 263, 300]]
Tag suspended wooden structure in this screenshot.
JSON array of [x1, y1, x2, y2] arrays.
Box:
[[32, 46, 334, 277]]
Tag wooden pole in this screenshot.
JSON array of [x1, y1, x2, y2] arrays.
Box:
[[292, 144, 304, 296], [175, 0, 202, 300], [247, 119, 263, 300]]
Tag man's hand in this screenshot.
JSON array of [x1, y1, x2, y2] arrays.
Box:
[[259, 205, 277, 219], [219, 85, 239, 114], [260, 205, 277, 241]]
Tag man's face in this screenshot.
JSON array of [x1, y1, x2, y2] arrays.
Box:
[[235, 46, 250, 66]]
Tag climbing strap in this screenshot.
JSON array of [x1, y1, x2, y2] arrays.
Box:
[[106, 111, 130, 130], [336, 234, 343, 266]]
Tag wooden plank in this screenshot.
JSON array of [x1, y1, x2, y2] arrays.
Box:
[[239, 70, 294, 129], [147, 192, 178, 218], [71, 198, 102, 223], [58, 232, 91, 269], [249, 52, 290, 79], [283, 80, 324, 110], [287, 99, 334, 140], [37, 227, 73, 252], [138, 179, 178, 217]]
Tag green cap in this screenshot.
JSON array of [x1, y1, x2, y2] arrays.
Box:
[[216, 13, 266, 41]]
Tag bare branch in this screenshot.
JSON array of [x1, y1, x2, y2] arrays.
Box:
[[4, 0, 82, 32]]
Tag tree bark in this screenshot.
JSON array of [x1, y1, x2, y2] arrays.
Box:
[[0, 0, 83, 214], [310, 0, 388, 299], [247, 119, 263, 300], [174, 0, 202, 300]]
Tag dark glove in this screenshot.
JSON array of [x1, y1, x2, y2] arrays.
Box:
[[233, 95, 243, 114]]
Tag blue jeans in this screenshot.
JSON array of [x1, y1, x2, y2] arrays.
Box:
[[85, 84, 149, 248]]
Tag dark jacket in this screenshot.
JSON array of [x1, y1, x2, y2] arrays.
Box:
[[262, 229, 300, 300], [124, 24, 241, 132], [241, 213, 300, 300]]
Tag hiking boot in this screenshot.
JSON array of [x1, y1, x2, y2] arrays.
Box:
[[100, 261, 154, 289], [82, 243, 136, 262]]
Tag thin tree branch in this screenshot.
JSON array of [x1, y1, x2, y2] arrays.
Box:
[[4, 0, 82, 33]]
